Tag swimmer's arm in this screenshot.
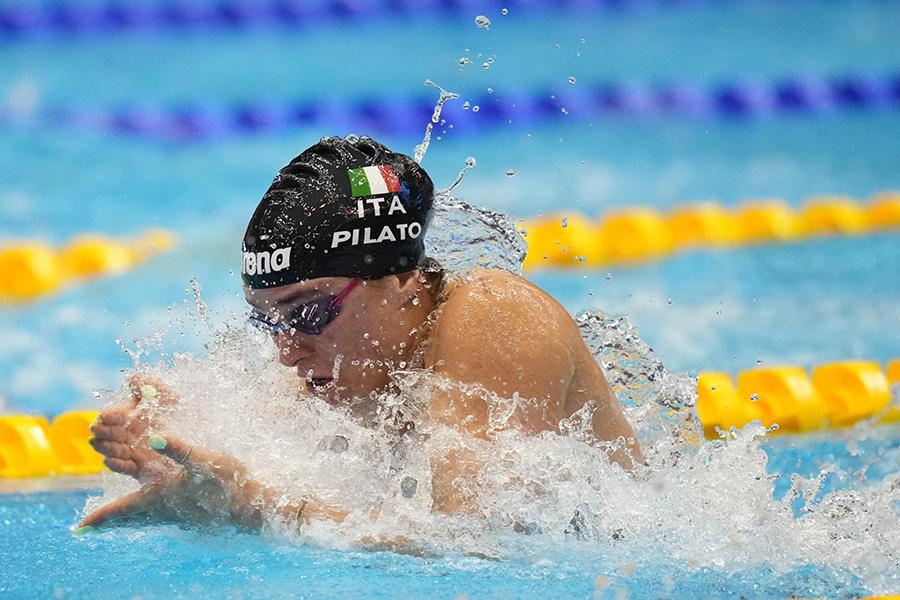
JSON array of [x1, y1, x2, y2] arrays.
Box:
[[81, 433, 350, 531]]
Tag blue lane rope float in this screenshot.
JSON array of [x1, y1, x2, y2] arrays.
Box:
[[2, 358, 898, 477], [4, 0, 887, 40], [5, 71, 899, 140], [519, 191, 900, 270]]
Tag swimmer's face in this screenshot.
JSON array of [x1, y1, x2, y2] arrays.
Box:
[[244, 274, 421, 406]]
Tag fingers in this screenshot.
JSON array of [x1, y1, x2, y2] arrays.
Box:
[[147, 434, 245, 481], [95, 404, 143, 428], [128, 374, 179, 408], [89, 422, 128, 443], [147, 434, 206, 470], [79, 490, 153, 528], [101, 456, 140, 476]]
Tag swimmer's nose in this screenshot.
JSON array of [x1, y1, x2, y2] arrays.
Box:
[[275, 333, 313, 366]]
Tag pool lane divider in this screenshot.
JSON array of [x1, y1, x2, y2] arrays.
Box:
[[518, 191, 900, 270], [2, 0, 887, 40], [6, 70, 900, 140], [698, 359, 900, 440], [0, 229, 176, 303], [1, 358, 898, 478]]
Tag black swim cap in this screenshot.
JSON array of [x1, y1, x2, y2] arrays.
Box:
[[241, 136, 434, 289]]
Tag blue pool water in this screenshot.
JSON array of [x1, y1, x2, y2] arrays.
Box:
[[2, 1, 900, 598]]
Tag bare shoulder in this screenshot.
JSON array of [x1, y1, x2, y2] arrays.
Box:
[[438, 269, 570, 323], [425, 269, 582, 390]]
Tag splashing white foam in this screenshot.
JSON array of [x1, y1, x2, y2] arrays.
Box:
[[85, 201, 900, 595]]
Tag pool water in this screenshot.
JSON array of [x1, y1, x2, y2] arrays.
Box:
[[1, 426, 895, 599], [2, 0, 900, 598]]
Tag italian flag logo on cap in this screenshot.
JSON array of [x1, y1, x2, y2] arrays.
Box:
[[348, 166, 401, 197]]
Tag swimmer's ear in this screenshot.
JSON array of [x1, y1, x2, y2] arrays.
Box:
[[388, 271, 422, 307]]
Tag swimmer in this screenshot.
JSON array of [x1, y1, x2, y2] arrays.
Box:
[[81, 136, 643, 532]]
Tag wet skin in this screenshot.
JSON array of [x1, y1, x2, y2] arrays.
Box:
[[82, 269, 643, 530]]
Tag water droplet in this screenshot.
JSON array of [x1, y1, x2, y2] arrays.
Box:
[[505, 169, 515, 177], [667, 299, 673, 305], [502, 8, 508, 14], [581, 38, 585, 43], [462, 101, 470, 109], [412, 297, 420, 306], [526, 134, 531, 139], [487, 88, 493, 93], [465, 157, 476, 167], [459, 57, 470, 66], [488, 57, 494, 63], [555, 44, 560, 49], [475, 15, 490, 29], [569, 77, 576, 84], [561, 217, 568, 227], [472, 106, 480, 112], [465, 48, 470, 53], [478, 53, 483, 58], [482, 62, 489, 69], [750, 393, 759, 401], [606, 273, 612, 280]]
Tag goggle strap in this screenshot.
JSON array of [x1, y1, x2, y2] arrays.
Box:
[[328, 277, 363, 308]]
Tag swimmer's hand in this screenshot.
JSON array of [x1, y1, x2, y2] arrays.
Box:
[[80, 434, 269, 530], [80, 434, 349, 531], [88, 374, 179, 482]]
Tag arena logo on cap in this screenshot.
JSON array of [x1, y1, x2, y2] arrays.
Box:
[[348, 166, 401, 197], [242, 246, 291, 276]]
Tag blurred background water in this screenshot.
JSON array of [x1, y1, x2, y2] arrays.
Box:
[[2, 2, 900, 599], [2, 0, 898, 416]]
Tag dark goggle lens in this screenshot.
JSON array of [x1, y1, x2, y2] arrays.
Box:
[[249, 296, 341, 336]]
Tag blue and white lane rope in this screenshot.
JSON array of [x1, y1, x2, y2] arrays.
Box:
[[2, 0, 886, 40], [5, 71, 899, 140]]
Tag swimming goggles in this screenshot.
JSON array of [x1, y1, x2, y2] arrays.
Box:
[[249, 277, 362, 336]]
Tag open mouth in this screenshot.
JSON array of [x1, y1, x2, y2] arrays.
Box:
[[306, 377, 334, 395]]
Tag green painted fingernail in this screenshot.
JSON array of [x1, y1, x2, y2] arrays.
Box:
[[89, 422, 97, 434], [141, 384, 158, 399], [148, 435, 167, 450], [74, 526, 96, 535], [94, 415, 103, 425], [88, 435, 95, 444]]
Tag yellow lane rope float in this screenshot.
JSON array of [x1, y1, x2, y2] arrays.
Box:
[[1, 358, 898, 478], [518, 191, 900, 270], [0, 229, 176, 303]]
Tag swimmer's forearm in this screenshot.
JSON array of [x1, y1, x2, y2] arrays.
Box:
[[256, 487, 349, 527]]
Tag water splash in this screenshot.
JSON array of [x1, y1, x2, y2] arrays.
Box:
[[475, 15, 490, 29], [413, 80, 460, 164], [84, 206, 900, 597], [442, 156, 476, 197], [425, 190, 527, 276]]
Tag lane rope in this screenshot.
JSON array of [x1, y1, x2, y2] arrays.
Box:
[[0, 229, 176, 303], [1, 0, 883, 40], [4, 71, 899, 140], [518, 191, 900, 270]]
